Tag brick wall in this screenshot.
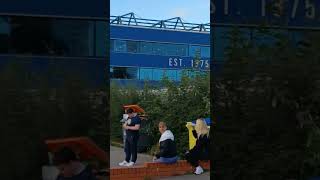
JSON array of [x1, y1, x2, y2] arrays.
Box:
[[110, 160, 210, 180]]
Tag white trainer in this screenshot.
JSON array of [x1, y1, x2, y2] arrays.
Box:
[[125, 161, 135, 167], [195, 166, 204, 175], [119, 160, 128, 166]]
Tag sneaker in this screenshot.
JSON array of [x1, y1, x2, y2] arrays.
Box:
[[195, 166, 204, 175], [125, 161, 135, 167], [119, 160, 128, 166]]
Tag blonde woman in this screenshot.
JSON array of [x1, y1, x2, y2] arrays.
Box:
[[185, 118, 209, 175]]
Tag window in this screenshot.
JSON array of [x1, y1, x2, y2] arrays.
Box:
[[213, 27, 230, 61], [127, 41, 139, 53], [51, 19, 94, 56], [163, 69, 177, 81], [153, 43, 188, 57], [10, 16, 53, 55], [110, 39, 114, 52], [187, 70, 199, 78], [152, 43, 166, 55], [139, 68, 153, 80], [110, 66, 138, 79], [176, 69, 185, 81], [165, 44, 178, 56], [0, 17, 9, 53], [201, 46, 210, 58], [176, 44, 188, 56], [290, 30, 304, 46], [189, 45, 201, 57], [114, 39, 127, 52], [140, 42, 153, 54], [3, 16, 97, 56], [95, 21, 107, 57], [252, 28, 282, 47], [111, 39, 190, 57], [153, 69, 165, 81]]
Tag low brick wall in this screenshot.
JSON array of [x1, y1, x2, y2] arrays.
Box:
[[110, 160, 210, 180]]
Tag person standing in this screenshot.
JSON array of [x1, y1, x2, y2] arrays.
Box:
[[185, 118, 210, 175], [119, 108, 141, 167]]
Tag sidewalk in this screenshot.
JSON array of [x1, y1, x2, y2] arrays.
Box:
[[157, 172, 210, 180], [110, 146, 153, 167], [110, 146, 210, 179]]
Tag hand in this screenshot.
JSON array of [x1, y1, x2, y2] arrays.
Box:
[[186, 123, 193, 128], [152, 156, 157, 161]]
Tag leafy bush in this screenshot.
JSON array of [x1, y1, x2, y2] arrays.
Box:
[[212, 27, 320, 179], [110, 71, 210, 157], [0, 60, 107, 180]]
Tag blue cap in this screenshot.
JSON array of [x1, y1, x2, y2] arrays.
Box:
[[191, 118, 211, 126]]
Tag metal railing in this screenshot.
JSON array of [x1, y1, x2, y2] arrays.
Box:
[[110, 12, 210, 32]]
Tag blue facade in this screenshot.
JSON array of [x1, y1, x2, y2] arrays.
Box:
[[213, 0, 320, 28], [110, 25, 210, 85], [0, 0, 108, 88], [0, 0, 107, 18]]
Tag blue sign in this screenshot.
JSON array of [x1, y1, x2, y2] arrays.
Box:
[[212, 0, 320, 28], [111, 53, 210, 70], [0, 55, 106, 88]]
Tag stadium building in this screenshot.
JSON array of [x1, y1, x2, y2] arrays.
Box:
[[0, 0, 107, 88], [110, 13, 210, 86]]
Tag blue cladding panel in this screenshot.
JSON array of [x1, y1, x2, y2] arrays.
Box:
[[0, 0, 108, 18], [213, 0, 320, 28], [110, 52, 210, 70], [0, 55, 106, 88], [110, 25, 210, 45]]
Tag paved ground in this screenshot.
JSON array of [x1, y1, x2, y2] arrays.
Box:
[[110, 146, 210, 179], [110, 146, 153, 167], [157, 172, 210, 180]]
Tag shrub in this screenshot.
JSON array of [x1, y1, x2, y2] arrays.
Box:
[[110, 72, 210, 157]]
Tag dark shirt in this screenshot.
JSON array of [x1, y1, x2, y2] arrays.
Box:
[[191, 130, 209, 156], [56, 166, 97, 180], [156, 139, 177, 159], [126, 115, 141, 137]]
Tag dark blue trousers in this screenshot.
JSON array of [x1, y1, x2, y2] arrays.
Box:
[[125, 134, 139, 163]]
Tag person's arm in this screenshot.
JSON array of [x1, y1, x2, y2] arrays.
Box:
[[192, 130, 198, 139], [126, 124, 140, 130]]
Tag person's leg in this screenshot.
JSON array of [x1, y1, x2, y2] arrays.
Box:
[[157, 156, 178, 164], [131, 135, 139, 163], [191, 152, 205, 174], [123, 131, 126, 152], [125, 136, 132, 163], [186, 151, 199, 167]]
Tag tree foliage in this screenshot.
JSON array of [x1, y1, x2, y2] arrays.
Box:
[[212, 27, 320, 179], [110, 72, 210, 157], [0, 61, 107, 180]]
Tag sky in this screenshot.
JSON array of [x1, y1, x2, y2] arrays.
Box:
[[110, 0, 210, 24]]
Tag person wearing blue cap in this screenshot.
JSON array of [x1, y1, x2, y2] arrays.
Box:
[[185, 118, 210, 175]]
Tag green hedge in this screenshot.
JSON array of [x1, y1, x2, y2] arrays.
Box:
[[0, 61, 107, 180], [212, 28, 320, 179], [110, 72, 210, 157]]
